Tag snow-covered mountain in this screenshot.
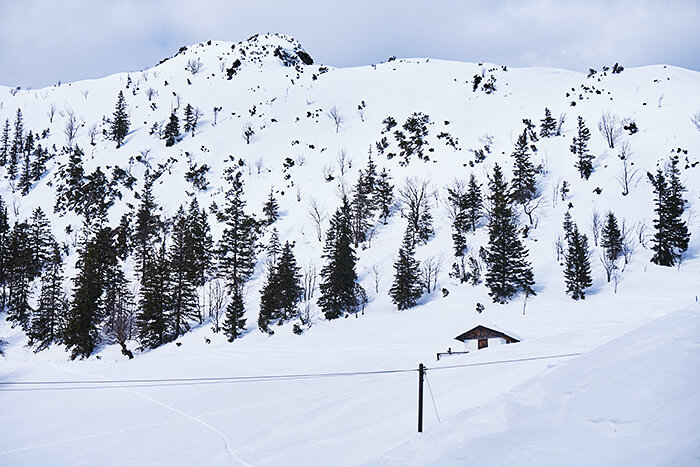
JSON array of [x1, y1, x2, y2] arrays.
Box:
[[1, 33, 699, 465]]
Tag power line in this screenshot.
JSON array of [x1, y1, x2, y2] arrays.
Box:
[[0, 352, 583, 393], [0, 368, 417, 391], [426, 352, 582, 371]]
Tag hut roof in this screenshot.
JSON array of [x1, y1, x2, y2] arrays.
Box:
[[454, 324, 521, 343]]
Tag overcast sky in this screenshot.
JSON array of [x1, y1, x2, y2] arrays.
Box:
[[1, 0, 698, 88]]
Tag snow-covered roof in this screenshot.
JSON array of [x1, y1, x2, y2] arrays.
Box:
[[455, 324, 522, 343]]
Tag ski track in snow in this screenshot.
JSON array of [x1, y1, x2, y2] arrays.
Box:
[[46, 363, 250, 467]]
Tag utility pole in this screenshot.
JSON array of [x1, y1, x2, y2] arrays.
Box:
[[418, 363, 425, 433]]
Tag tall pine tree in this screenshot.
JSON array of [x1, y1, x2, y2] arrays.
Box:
[[389, 227, 423, 310], [218, 169, 258, 341], [258, 241, 303, 333], [511, 131, 538, 204], [539, 107, 557, 138], [318, 196, 359, 319], [110, 91, 130, 148], [571, 116, 594, 179], [28, 240, 66, 352], [564, 224, 593, 300], [649, 155, 690, 266], [484, 164, 535, 303]]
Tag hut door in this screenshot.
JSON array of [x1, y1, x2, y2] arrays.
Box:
[[478, 338, 488, 349]]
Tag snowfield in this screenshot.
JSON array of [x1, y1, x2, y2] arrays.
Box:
[[1, 34, 699, 465]]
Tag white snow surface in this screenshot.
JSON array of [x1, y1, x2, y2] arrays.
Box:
[[1, 33, 699, 465]]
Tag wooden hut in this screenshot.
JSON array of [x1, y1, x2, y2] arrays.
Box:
[[454, 325, 520, 351]]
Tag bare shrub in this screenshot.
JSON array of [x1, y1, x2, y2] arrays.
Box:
[[598, 111, 623, 149], [186, 58, 203, 75], [328, 106, 344, 133]]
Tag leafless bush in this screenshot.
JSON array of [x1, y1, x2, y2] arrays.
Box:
[[555, 234, 565, 262], [421, 255, 444, 294], [336, 149, 351, 176], [81, 89, 90, 100], [616, 142, 639, 196], [590, 209, 602, 246], [598, 111, 623, 149], [207, 279, 226, 333], [635, 220, 648, 248], [307, 199, 327, 242], [47, 103, 56, 123], [145, 87, 158, 101], [322, 163, 335, 181], [522, 196, 543, 226], [620, 220, 635, 265], [254, 157, 265, 175], [328, 106, 344, 133], [369, 265, 383, 293], [64, 109, 79, 146], [399, 177, 434, 242], [186, 58, 203, 75], [88, 124, 99, 146], [556, 113, 566, 136]]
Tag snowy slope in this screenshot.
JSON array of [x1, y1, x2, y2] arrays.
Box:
[[1, 33, 700, 465], [374, 304, 700, 466]]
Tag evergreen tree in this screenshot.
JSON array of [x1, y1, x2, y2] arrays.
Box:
[[28, 241, 66, 351], [28, 207, 53, 277], [600, 211, 623, 262], [318, 196, 359, 319], [539, 107, 557, 138], [102, 260, 134, 348], [8, 109, 24, 180], [267, 228, 281, 264], [351, 170, 372, 246], [0, 119, 10, 166], [218, 169, 259, 339], [187, 199, 213, 287], [64, 227, 113, 359], [30, 144, 50, 182], [110, 91, 130, 148], [447, 183, 468, 259], [18, 151, 32, 195], [262, 188, 279, 226], [223, 287, 246, 342], [167, 202, 211, 337], [465, 173, 483, 232], [258, 241, 302, 333], [649, 155, 690, 266], [484, 164, 535, 303], [375, 168, 394, 224], [133, 174, 160, 274], [0, 198, 9, 310], [389, 227, 423, 310], [218, 170, 258, 290], [364, 149, 378, 206], [183, 104, 195, 135], [138, 233, 171, 349], [163, 110, 180, 147], [564, 224, 593, 300], [5, 222, 34, 330], [570, 116, 594, 179], [562, 211, 574, 240], [115, 213, 132, 260], [511, 131, 538, 204]]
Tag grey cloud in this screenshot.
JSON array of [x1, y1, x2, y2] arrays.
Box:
[[1, 0, 698, 88]]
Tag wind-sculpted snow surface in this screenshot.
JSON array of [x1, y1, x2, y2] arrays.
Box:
[[0, 33, 699, 465]]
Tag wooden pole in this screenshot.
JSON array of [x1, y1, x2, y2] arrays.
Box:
[[418, 363, 424, 433]]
